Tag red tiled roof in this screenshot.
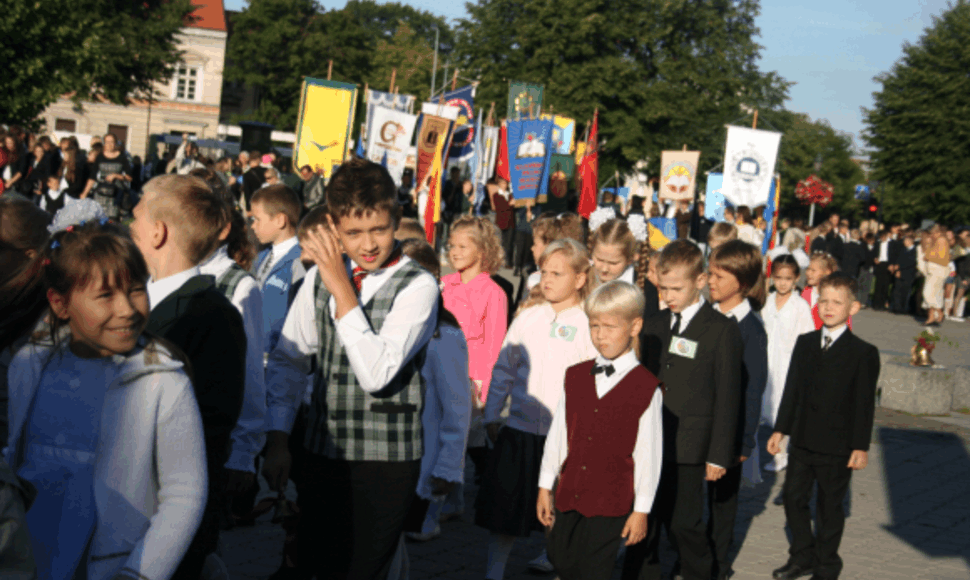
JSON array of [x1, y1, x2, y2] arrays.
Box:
[[186, 0, 226, 32]]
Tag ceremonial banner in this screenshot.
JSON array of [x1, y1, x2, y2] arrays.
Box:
[[550, 116, 576, 155], [762, 176, 779, 255], [659, 150, 701, 201], [424, 140, 444, 244], [722, 126, 782, 208], [648, 222, 673, 249], [704, 173, 727, 221], [495, 122, 510, 181], [478, 125, 500, 183], [506, 117, 555, 202], [294, 78, 358, 178], [366, 106, 417, 187], [649, 217, 678, 241], [507, 81, 544, 119], [365, 89, 415, 143], [415, 114, 450, 187], [550, 154, 575, 180], [444, 85, 476, 160], [577, 111, 599, 219], [603, 187, 631, 201], [421, 102, 462, 121]]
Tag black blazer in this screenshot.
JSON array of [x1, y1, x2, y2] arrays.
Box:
[[887, 238, 903, 266], [736, 311, 768, 460], [640, 302, 743, 467], [824, 231, 844, 262], [775, 329, 880, 456], [146, 275, 247, 465], [896, 246, 917, 280], [642, 278, 660, 320], [840, 240, 868, 277], [810, 236, 827, 255]]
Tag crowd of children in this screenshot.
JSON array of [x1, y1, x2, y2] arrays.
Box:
[[0, 159, 884, 580]]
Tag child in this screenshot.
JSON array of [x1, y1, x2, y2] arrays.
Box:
[[802, 252, 851, 330], [760, 254, 814, 472], [645, 251, 667, 311], [891, 233, 918, 314], [767, 273, 880, 580], [622, 239, 742, 580], [7, 203, 207, 580], [477, 238, 599, 580], [539, 281, 663, 580], [130, 175, 248, 579], [707, 222, 739, 251], [263, 158, 439, 579], [521, 211, 585, 298], [39, 173, 68, 214], [706, 240, 769, 580], [250, 184, 304, 354], [588, 217, 660, 317]]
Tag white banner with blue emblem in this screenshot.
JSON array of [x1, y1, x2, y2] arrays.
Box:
[[721, 125, 782, 209]]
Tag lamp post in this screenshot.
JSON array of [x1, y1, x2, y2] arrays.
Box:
[[809, 154, 822, 226]]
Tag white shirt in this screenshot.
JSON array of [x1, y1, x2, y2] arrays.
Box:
[[713, 298, 752, 322], [619, 265, 635, 285], [822, 324, 848, 349], [671, 297, 705, 333], [263, 236, 300, 275], [810, 286, 819, 308], [198, 246, 267, 473], [265, 256, 439, 433], [538, 349, 663, 513], [148, 266, 201, 310], [878, 240, 890, 262]]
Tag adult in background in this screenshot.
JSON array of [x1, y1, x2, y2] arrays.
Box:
[[241, 152, 265, 214], [923, 224, 950, 325], [840, 229, 868, 283], [80, 133, 132, 219], [171, 134, 205, 175], [2, 134, 27, 194], [823, 212, 844, 262], [489, 177, 515, 267], [301, 164, 326, 210], [396, 169, 416, 219], [871, 229, 895, 310], [858, 232, 878, 306]]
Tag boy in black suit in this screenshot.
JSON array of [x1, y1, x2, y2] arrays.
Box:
[[891, 233, 917, 314], [768, 273, 880, 580], [622, 240, 743, 580]]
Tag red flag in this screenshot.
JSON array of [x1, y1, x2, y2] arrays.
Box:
[[577, 110, 599, 219], [495, 121, 510, 181]]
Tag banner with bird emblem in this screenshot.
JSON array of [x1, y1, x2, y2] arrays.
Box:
[[294, 78, 358, 178], [659, 150, 701, 201]]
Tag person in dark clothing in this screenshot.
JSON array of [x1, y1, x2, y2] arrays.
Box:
[[872, 230, 895, 310], [397, 169, 417, 218], [823, 213, 844, 263], [490, 178, 515, 267], [891, 234, 918, 314], [840, 229, 868, 279], [241, 152, 265, 214]]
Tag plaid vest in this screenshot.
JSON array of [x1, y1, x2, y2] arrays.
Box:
[[215, 263, 252, 300], [306, 260, 426, 462]]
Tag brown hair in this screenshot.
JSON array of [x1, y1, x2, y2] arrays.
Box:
[[709, 240, 766, 310], [61, 148, 79, 183], [588, 218, 651, 290], [736, 206, 752, 225], [707, 222, 738, 246], [517, 238, 595, 314], [3, 134, 22, 165], [400, 238, 460, 331], [772, 254, 801, 277], [142, 174, 226, 264], [226, 208, 257, 271], [818, 272, 858, 298], [252, 184, 302, 228], [297, 205, 331, 241], [326, 157, 399, 224], [810, 252, 840, 275], [448, 216, 505, 273], [395, 217, 425, 241], [0, 198, 52, 352], [657, 239, 705, 278]]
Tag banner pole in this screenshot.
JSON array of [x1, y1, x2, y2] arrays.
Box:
[[451, 69, 459, 91], [752, 109, 758, 130], [327, 60, 333, 81], [389, 68, 397, 93]]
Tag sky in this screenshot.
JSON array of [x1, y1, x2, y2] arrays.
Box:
[[223, 0, 951, 150]]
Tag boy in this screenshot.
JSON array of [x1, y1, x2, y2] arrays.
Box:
[[539, 281, 663, 580], [768, 273, 880, 580], [891, 233, 917, 314], [251, 184, 303, 354], [622, 240, 742, 580], [131, 174, 247, 579], [263, 158, 439, 579]]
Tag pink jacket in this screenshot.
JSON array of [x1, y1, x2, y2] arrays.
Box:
[[441, 272, 508, 403]]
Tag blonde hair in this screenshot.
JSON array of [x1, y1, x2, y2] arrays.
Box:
[[585, 280, 645, 321], [142, 174, 226, 264], [517, 238, 594, 314], [707, 222, 738, 247], [448, 216, 505, 273], [588, 218, 651, 291], [810, 252, 840, 274]]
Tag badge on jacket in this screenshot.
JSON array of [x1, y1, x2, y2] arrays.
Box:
[[669, 336, 698, 359], [550, 322, 577, 342]]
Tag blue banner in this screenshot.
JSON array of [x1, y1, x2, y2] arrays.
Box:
[[649, 217, 678, 240], [705, 173, 726, 221], [762, 178, 777, 255], [506, 117, 555, 200], [444, 85, 476, 160]]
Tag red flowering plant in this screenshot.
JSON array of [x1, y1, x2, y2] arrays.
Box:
[[913, 329, 959, 352], [794, 175, 834, 207]]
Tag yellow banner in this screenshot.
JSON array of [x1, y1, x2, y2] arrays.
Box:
[[294, 78, 358, 178]]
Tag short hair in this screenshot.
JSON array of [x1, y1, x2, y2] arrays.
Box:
[[395, 217, 425, 241], [585, 280, 645, 321], [819, 272, 858, 298], [252, 184, 301, 228], [300, 165, 312, 173], [326, 157, 399, 224], [400, 238, 440, 278], [707, 222, 738, 245], [736, 206, 752, 225], [297, 205, 330, 241], [142, 174, 226, 264], [657, 239, 704, 278], [709, 240, 766, 310], [449, 216, 505, 273]]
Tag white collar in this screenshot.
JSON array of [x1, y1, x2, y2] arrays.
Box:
[[714, 298, 751, 321], [672, 297, 705, 331], [595, 348, 638, 374], [822, 324, 849, 348], [619, 265, 636, 285], [198, 245, 233, 277], [148, 266, 201, 310], [272, 236, 299, 255]]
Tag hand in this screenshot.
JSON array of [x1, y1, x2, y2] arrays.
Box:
[[537, 488, 555, 527], [303, 220, 355, 315], [224, 468, 255, 496], [766, 431, 785, 455], [705, 463, 726, 481], [621, 512, 648, 546], [472, 379, 485, 409], [486, 423, 501, 444], [431, 477, 455, 496], [847, 450, 868, 470], [262, 435, 292, 492], [738, 456, 748, 463]]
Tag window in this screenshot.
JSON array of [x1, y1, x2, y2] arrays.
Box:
[[55, 118, 76, 132], [174, 66, 199, 101]]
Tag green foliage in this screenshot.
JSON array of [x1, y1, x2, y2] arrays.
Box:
[[864, 0, 970, 225], [454, 0, 791, 179], [347, 0, 455, 53], [0, 0, 193, 129], [366, 24, 436, 104]]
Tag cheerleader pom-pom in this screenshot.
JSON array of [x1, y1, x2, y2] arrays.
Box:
[[588, 207, 617, 233], [626, 214, 649, 243], [48, 199, 108, 235]]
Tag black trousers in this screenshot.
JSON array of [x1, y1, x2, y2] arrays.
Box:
[[872, 263, 893, 309], [500, 227, 515, 267], [513, 230, 533, 271], [891, 275, 916, 314], [297, 455, 420, 580], [706, 463, 743, 579], [783, 447, 852, 579], [622, 462, 712, 580], [548, 509, 627, 580]]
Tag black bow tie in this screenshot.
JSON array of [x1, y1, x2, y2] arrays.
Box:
[[591, 363, 615, 377]]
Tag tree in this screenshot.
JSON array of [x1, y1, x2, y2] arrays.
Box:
[[863, 0, 970, 225], [366, 24, 436, 103], [454, 0, 791, 179], [0, 0, 193, 128], [347, 0, 455, 54]]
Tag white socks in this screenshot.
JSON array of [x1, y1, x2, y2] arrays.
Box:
[[485, 533, 515, 580]]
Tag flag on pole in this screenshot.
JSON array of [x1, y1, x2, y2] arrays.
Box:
[[762, 175, 780, 255], [577, 110, 599, 219], [471, 109, 485, 213], [424, 141, 444, 244], [495, 121, 510, 181]]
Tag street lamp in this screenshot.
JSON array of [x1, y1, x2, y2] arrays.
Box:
[[809, 154, 822, 227]]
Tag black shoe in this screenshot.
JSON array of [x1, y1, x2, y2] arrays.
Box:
[[772, 562, 814, 580]]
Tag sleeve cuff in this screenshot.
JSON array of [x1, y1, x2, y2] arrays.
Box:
[[225, 450, 257, 473], [707, 462, 724, 470], [267, 405, 298, 434], [334, 305, 368, 346], [633, 496, 654, 514], [538, 471, 558, 491]]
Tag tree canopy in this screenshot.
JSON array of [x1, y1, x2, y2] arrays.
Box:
[[863, 0, 970, 225], [0, 0, 193, 129]]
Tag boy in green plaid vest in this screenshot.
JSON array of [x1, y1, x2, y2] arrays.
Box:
[[264, 159, 439, 580]]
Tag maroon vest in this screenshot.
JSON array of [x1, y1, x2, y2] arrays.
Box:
[[555, 360, 660, 518]]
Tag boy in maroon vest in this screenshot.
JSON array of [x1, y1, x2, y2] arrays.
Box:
[[537, 281, 663, 580]]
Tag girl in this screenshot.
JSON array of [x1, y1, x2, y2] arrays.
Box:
[[477, 238, 599, 579], [923, 224, 950, 325], [645, 250, 667, 310], [760, 254, 814, 471], [5, 201, 207, 580], [735, 206, 763, 246], [519, 212, 585, 300], [588, 217, 659, 317], [802, 252, 850, 330]]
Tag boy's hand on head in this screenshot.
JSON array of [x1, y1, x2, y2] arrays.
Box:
[[622, 512, 648, 546], [537, 488, 555, 527], [767, 431, 785, 455], [705, 464, 726, 481], [305, 222, 356, 315], [848, 450, 868, 470]]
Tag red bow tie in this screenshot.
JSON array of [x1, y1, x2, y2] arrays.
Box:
[[350, 247, 403, 294]]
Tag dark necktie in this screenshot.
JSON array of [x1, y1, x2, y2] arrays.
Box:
[[671, 312, 682, 336], [257, 249, 274, 283], [591, 363, 615, 377], [822, 335, 833, 352]]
